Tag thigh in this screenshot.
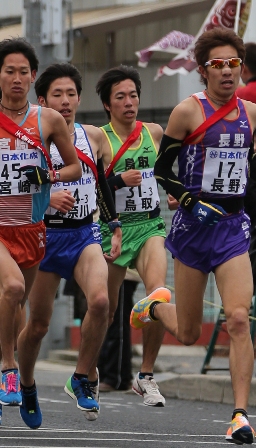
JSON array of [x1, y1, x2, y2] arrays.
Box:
[[28, 270, 61, 323], [0, 242, 24, 290], [215, 252, 253, 316], [74, 244, 109, 306], [174, 258, 208, 333], [135, 236, 167, 294], [107, 263, 127, 316]]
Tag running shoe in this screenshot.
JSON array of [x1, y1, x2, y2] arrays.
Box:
[[226, 413, 255, 445], [0, 369, 22, 406], [19, 385, 42, 429], [132, 372, 165, 407], [64, 374, 99, 416], [130, 287, 171, 329], [84, 368, 100, 421]]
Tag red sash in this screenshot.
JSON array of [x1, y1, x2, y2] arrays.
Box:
[[0, 111, 52, 170], [105, 121, 143, 178], [75, 146, 98, 185], [184, 94, 238, 145]]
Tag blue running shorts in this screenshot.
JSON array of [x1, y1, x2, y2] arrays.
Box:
[[165, 208, 250, 273], [39, 223, 102, 279]]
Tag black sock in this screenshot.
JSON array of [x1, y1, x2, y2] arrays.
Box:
[[139, 372, 153, 379], [73, 373, 88, 381], [1, 368, 18, 374], [232, 408, 248, 420], [149, 301, 160, 321], [20, 381, 36, 393]]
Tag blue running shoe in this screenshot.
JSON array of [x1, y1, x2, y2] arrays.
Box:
[[0, 369, 21, 406], [19, 385, 42, 429], [64, 374, 99, 414]]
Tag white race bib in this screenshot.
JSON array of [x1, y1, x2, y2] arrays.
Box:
[[115, 168, 160, 213], [202, 147, 248, 195]]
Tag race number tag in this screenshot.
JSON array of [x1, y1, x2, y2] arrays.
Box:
[[0, 147, 41, 195], [202, 147, 248, 195], [115, 168, 160, 213]]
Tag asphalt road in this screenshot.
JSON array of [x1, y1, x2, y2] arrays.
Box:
[[1, 383, 256, 447]]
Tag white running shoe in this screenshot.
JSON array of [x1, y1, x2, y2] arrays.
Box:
[[132, 372, 165, 407], [84, 368, 100, 421]]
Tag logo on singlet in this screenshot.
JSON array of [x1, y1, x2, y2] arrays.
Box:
[[143, 146, 153, 153], [24, 127, 36, 135], [239, 120, 248, 128]]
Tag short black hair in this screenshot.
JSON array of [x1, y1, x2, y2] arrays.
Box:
[[244, 42, 256, 76], [0, 37, 39, 72], [35, 63, 82, 99], [96, 65, 141, 119]]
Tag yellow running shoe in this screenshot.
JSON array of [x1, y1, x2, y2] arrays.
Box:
[[226, 413, 255, 445], [130, 287, 171, 329]]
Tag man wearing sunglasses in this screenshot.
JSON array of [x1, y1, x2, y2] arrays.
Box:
[[131, 27, 256, 445]]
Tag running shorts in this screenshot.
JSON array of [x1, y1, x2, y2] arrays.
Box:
[[0, 220, 46, 269], [39, 223, 102, 280], [165, 208, 250, 273], [99, 216, 166, 268]]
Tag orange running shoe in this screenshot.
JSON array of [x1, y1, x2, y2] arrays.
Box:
[[226, 413, 255, 445], [130, 287, 171, 329]]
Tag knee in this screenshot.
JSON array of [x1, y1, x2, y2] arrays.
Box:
[[1, 278, 25, 307], [87, 295, 109, 319], [177, 326, 202, 346], [226, 307, 250, 338], [27, 318, 50, 342]]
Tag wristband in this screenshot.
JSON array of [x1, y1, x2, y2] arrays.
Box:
[[108, 220, 122, 232]]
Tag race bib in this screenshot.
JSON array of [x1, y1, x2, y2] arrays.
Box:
[[115, 168, 160, 213], [202, 147, 248, 195], [0, 147, 41, 195]]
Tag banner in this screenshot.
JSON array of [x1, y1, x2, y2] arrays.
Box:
[[135, 0, 252, 80], [135, 30, 194, 68]]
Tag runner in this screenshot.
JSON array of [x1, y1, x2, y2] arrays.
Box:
[[131, 27, 256, 444], [0, 38, 81, 416], [17, 63, 121, 429], [96, 65, 170, 406]]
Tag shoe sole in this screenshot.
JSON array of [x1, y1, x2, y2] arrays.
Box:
[[0, 400, 21, 406], [132, 385, 165, 407], [64, 385, 99, 412], [130, 287, 171, 329]]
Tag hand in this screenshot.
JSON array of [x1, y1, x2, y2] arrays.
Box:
[[20, 165, 50, 185], [50, 190, 75, 214], [191, 201, 227, 226], [167, 194, 179, 211], [121, 169, 142, 187], [104, 228, 122, 262]]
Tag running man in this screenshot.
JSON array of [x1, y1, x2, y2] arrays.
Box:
[[131, 28, 256, 444], [17, 63, 121, 429], [96, 65, 170, 407], [0, 38, 81, 417]]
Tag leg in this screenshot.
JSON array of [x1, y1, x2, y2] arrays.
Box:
[[216, 254, 254, 410], [18, 270, 61, 387], [0, 243, 27, 372], [153, 258, 208, 345], [64, 244, 110, 417], [17, 270, 61, 429], [132, 236, 172, 406], [216, 253, 255, 444], [135, 236, 168, 373]]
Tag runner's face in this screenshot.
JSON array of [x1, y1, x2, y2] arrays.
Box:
[[0, 53, 36, 102], [105, 79, 139, 124], [39, 77, 80, 126], [199, 45, 242, 99]]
